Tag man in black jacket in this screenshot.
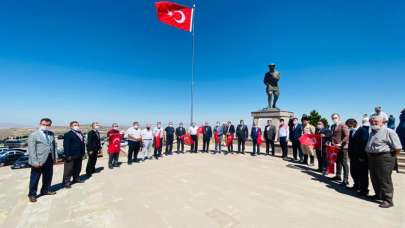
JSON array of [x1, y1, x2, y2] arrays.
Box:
[[63, 121, 85, 188], [315, 121, 332, 174], [224, 121, 235, 153], [86, 122, 102, 176], [348, 118, 370, 195], [202, 122, 212, 152], [176, 122, 186, 153], [264, 120, 277, 156], [236, 120, 249, 154]]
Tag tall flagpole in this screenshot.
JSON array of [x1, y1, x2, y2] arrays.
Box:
[[190, 2, 196, 124]]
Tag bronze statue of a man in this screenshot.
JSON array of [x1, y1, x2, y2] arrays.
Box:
[[263, 63, 280, 109]]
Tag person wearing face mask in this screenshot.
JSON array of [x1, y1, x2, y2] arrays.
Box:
[[165, 122, 175, 155], [86, 122, 102, 176], [189, 122, 199, 153], [141, 124, 154, 160], [329, 113, 350, 186], [202, 121, 213, 153], [366, 115, 402, 208], [289, 118, 303, 161], [107, 123, 123, 168], [347, 117, 370, 196], [63, 121, 86, 188], [214, 121, 224, 153], [175, 122, 186, 153], [301, 116, 316, 165], [277, 119, 289, 160], [224, 121, 236, 154], [125, 121, 142, 165], [153, 122, 164, 159], [315, 121, 332, 174], [372, 106, 388, 125], [27, 118, 57, 203], [264, 119, 277, 156], [236, 120, 249, 154]]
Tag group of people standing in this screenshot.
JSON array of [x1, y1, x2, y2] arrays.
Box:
[[26, 107, 404, 209]]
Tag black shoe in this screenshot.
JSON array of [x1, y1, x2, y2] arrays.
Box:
[[28, 196, 37, 203], [109, 165, 114, 169], [379, 201, 393, 208], [72, 179, 84, 184], [128, 162, 132, 165], [367, 195, 381, 201], [341, 181, 349, 187], [358, 190, 369, 196], [41, 191, 56, 196], [330, 176, 342, 181], [64, 183, 72, 188]]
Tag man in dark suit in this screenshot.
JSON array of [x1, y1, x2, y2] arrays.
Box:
[[264, 120, 276, 156], [330, 113, 350, 186], [176, 122, 186, 153], [236, 120, 249, 154], [224, 121, 236, 153], [289, 118, 303, 161], [202, 122, 212, 152], [63, 121, 86, 188], [86, 122, 102, 177], [27, 118, 57, 203], [251, 122, 262, 156]]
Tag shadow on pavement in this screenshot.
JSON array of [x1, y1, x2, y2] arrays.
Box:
[[286, 163, 378, 204]]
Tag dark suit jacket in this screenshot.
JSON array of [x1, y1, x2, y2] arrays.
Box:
[[175, 127, 186, 139], [64, 130, 85, 159], [202, 126, 213, 139], [289, 124, 302, 141], [225, 125, 235, 135], [264, 125, 276, 141], [87, 129, 101, 152], [331, 123, 350, 148], [349, 126, 370, 160], [251, 127, 262, 141], [236, 124, 249, 140]]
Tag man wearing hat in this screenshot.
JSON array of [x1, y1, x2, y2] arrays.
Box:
[[263, 63, 281, 109]]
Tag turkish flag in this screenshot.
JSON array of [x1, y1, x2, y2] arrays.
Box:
[[326, 145, 339, 174], [257, 129, 262, 145], [154, 133, 161, 149], [155, 1, 194, 32], [107, 131, 122, 154], [182, 133, 194, 145], [299, 134, 322, 150], [214, 132, 219, 143]]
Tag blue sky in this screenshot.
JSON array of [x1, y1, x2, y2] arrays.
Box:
[[0, 0, 404, 127]]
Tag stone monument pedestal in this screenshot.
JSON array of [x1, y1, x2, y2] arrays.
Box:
[[251, 109, 294, 130]]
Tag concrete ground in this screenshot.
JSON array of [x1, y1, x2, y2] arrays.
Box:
[[0, 146, 404, 228]]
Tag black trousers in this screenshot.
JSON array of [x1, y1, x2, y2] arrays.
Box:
[[86, 151, 98, 175], [368, 153, 395, 204], [153, 145, 162, 158], [291, 140, 303, 160], [350, 156, 369, 192], [191, 135, 198, 152], [316, 149, 327, 171], [176, 138, 184, 153], [128, 141, 141, 163], [252, 141, 260, 155], [108, 153, 119, 167], [266, 139, 275, 155], [280, 137, 288, 157], [237, 138, 246, 153], [165, 138, 174, 154], [28, 153, 53, 197], [336, 149, 349, 182], [63, 156, 82, 184], [203, 138, 210, 152]]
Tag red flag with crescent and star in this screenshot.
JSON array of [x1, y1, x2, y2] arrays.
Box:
[[155, 1, 194, 32]]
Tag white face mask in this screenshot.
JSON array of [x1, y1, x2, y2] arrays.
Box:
[[73, 126, 80, 131], [317, 125, 323, 129], [134, 125, 139, 129], [371, 125, 381, 131], [94, 125, 100, 129], [113, 127, 119, 130], [333, 119, 339, 124], [40, 125, 49, 131]]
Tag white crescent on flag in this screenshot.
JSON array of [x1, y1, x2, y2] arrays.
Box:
[[168, 10, 186, 24]]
